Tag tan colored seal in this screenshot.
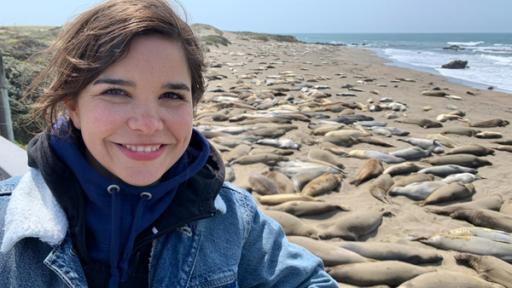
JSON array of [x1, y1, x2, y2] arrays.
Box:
[[301, 173, 342, 197], [455, 253, 512, 288], [350, 159, 383, 186]]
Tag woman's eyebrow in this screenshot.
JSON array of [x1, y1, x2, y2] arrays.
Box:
[[92, 77, 135, 86], [162, 82, 190, 91]]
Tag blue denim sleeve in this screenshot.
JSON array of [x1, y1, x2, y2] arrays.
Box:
[[237, 203, 338, 288]]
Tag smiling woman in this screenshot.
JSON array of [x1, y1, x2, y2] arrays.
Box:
[[0, 0, 337, 287]]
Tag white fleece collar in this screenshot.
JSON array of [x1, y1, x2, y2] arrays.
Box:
[[1, 168, 68, 252]]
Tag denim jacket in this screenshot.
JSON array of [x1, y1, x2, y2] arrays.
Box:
[[0, 169, 337, 287]]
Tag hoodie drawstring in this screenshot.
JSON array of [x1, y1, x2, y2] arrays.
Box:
[[107, 184, 152, 287]]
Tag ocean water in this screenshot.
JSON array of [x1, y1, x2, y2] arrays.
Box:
[[293, 33, 512, 93]]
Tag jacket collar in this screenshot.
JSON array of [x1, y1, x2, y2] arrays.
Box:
[[1, 168, 68, 252]]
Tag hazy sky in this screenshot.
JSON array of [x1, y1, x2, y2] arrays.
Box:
[[1, 0, 511, 33]]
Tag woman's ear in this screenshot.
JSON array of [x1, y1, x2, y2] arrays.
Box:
[[64, 98, 81, 129]]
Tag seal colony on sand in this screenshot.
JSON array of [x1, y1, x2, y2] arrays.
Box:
[[191, 24, 512, 286]]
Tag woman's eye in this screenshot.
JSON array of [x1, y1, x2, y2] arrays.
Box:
[[101, 88, 128, 96], [160, 92, 184, 100]]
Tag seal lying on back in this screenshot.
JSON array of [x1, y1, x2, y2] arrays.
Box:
[[397, 271, 504, 288], [456, 253, 512, 288], [326, 261, 434, 287], [287, 236, 370, 266], [339, 241, 442, 264], [450, 208, 512, 232]]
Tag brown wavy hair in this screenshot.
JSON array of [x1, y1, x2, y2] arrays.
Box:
[[27, 0, 205, 131]]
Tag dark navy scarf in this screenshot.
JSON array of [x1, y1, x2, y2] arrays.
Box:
[[49, 121, 210, 287]]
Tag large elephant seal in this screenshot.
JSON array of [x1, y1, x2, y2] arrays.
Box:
[[470, 118, 510, 128], [350, 159, 383, 186], [287, 236, 370, 266], [449, 208, 512, 232], [441, 127, 481, 137], [425, 154, 492, 168], [425, 194, 503, 215], [319, 210, 384, 240], [231, 153, 288, 165], [418, 164, 477, 177], [446, 144, 495, 156], [390, 147, 431, 161], [262, 170, 295, 194], [263, 210, 319, 238], [391, 173, 435, 189], [455, 253, 512, 288], [398, 270, 504, 288], [326, 261, 434, 287], [349, 150, 405, 164], [420, 182, 475, 206], [254, 193, 318, 206], [339, 241, 442, 264], [267, 200, 349, 217]]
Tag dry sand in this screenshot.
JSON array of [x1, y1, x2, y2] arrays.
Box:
[[195, 30, 512, 286]]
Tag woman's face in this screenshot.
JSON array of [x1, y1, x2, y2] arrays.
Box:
[[67, 35, 194, 186]]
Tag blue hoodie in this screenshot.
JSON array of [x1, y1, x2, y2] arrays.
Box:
[[49, 121, 210, 287]]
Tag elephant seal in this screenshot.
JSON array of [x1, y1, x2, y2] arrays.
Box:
[[495, 145, 512, 153], [456, 253, 512, 288], [398, 271, 504, 288], [368, 174, 394, 204], [326, 261, 434, 287], [425, 194, 504, 215], [390, 147, 431, 161], [276, 160, 341, 191], [301, 173, 342, 197], [319, 210, 384, 240], [450, 208, 512, 232], [267, 200, 349, 217], [324, 129, 370, 147], [307, 148, 346, 169], [418, 234, 512, 261], [254, 193, 318, 206], [287, 236, 370, 266], [420, 182, 475, 206], [396, 118, 442, 128], [383, 162, 423, 176], [418, 164, 477, 177], [248, 173, 280, 195], [263, 210, 319, 238], [391, 173, 435, 189], [339, 241, 442, 264], [446, 144, 495, 156], [350, 159, 383, 186], [470, 118, 510, 128], [389, 181, 446, 201], [261, 170, 295, 194], [441, 172, 483, 184], [425, 154, 492, 168], [441, 127, 481, 137], [397, 137, 442, 152], [349, 150, 405, 164], [357, 136, 395, 148], [494, 139, 512, 146], [231, 153, 288, 165], [256, 138, 301, 149], [223, 144, 252, 162], [476, 131, 503, 139], [426, 134, 456, 148]]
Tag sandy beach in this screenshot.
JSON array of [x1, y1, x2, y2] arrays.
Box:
[[194, 26, 512, 287]]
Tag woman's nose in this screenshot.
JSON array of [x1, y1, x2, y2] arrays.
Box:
[[127, 106, 164, 134]]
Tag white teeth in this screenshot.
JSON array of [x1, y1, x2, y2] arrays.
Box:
[[124, 144, 161, 153]]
